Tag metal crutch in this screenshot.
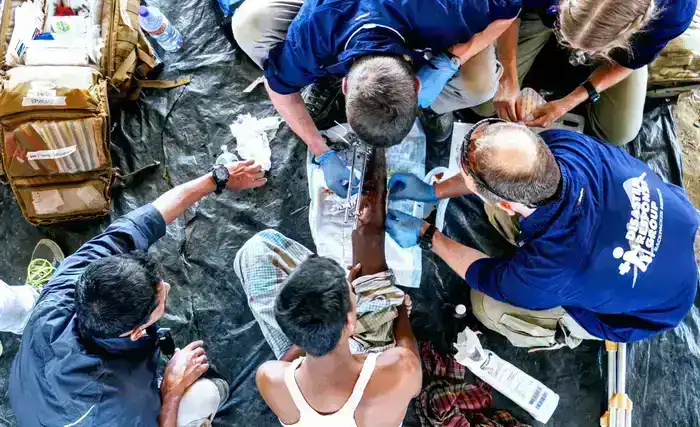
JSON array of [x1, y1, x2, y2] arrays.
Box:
[[601, 341, 633, 427]]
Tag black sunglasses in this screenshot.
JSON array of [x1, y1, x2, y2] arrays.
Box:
[[459, 118, 551, 209]]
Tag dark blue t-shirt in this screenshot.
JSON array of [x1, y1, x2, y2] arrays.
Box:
[[466, 130, 699, 342], [265, 0, 522, 94], [524, 0, 697, 69]]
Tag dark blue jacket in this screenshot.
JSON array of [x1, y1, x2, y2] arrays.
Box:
[[466, 130, 699, 342], [525, 0, 697, 69], [9, 205, 167, 427], [264, 0, 522, 94]]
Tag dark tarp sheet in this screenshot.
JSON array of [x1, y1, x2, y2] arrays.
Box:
[[1, 2, 699, 426]]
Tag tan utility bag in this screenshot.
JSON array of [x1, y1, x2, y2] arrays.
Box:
[[0, 0, 179, 224]]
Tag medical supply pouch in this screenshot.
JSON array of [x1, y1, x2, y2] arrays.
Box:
[[0, 64, 112, 224]]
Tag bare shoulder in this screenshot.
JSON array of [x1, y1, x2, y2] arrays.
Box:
[[256, 360, 300, 423], [357, 348, 422, 426], [367, 347, 422, 397], [375, 347, 421, 375], [256, 360, 289, 390]]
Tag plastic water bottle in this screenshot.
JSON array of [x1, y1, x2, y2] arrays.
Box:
[[215, 145, 239, 165], [138, 6, 183, 52]]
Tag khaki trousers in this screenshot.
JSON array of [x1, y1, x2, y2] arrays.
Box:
[[474, 204, 600, 349], [473, 12, 648, 146], [231, 0, 502, 111]]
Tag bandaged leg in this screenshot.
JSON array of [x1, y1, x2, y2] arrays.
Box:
[[231, 0, 305, 68], [177, 378, 227, 427], [234, 229, 313, 358], [470, 289, 599, 349], [0, 280, 39, 335]]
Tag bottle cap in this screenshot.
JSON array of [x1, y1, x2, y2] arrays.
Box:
[[138, 6, 148, 16], [455, 304, 467, 316]]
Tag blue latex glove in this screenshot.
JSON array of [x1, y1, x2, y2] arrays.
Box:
[[386, 209, 424, 248], [388, 173, 438, 202], [317, 150, 360, 196], [417, 53, 460, 109]]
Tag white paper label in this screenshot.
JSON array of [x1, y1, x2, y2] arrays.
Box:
[[22, 96, 67, 106], [27, 146, 77, 160], [32, 189, 64, 215], [30, 81, 57, 91], [75, 186, 102, 207]]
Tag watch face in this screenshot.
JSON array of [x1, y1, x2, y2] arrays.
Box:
[[214, 166, 228, 183], [451, 56, 461, 68]]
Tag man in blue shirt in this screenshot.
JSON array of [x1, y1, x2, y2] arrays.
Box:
[[9, 161, 267, 426], [231, 0, 521, 196], [386, 120, 699, 347]]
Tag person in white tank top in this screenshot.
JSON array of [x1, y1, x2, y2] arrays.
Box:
[[249, 150, 421, 426], [281, 353, 381, 427], [254, 257, 421, 427]]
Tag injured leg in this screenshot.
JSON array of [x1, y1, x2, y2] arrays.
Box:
[[349, 147, 406, 353], [352, 147, 389, 276]]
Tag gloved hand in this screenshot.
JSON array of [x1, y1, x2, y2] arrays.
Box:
[[417, 53, 460, 109], [386, 209, 425, 248], [317, 150, 360, 196], [388, 173, 438, 202]]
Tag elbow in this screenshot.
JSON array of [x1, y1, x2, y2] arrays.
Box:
[[397, 348, 423, 396]]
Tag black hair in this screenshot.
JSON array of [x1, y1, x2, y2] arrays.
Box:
[[76, 251, 161, 338], [274, 256, 351, 357]]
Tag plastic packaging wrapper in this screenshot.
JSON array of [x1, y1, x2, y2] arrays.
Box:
[[0, 0, 698, 425], [229, 113, 283, 171]]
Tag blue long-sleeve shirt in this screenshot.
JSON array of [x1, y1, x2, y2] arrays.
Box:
[[466, 130, 699, 342], [9, 205, 167, 427], [264, 0, 522, 94]]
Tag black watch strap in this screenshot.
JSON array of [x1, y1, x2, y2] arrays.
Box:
[[582, 80, 600, 103], [210, 164, 229, 195], [419, 225, 437, 250]]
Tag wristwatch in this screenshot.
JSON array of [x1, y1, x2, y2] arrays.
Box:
[[210, 164, 230, 195], [445, 51, 461, 69], [581, 80, 600, 103], [419, 224, 437, 250]]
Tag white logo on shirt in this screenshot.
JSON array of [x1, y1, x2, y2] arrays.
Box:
[[613, 173, 664, 287]]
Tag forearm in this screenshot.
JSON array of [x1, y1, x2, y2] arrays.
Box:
[[265, 82, 329, 156], [449, 18, 517, 64], [496, 19, 519, 84], [426, 225, 488, 278], [152, 174, 215, 225], [280, 345, 306, 362], [393, 305, 419, 360], [158, 393, 182, 427], [559, 63, 634, 111], [434, 175, 473, 199]]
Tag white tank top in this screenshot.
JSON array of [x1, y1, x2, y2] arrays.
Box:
[[280, 353, 380, 427]]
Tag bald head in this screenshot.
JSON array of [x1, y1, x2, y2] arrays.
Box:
[[467, 123, 561, 206]]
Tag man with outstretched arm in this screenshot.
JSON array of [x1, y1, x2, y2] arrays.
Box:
[[386, 120, 699, 349], [9, 161, 266, 427]]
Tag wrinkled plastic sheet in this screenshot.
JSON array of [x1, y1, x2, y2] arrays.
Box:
[[1, 2, 699, 426]]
